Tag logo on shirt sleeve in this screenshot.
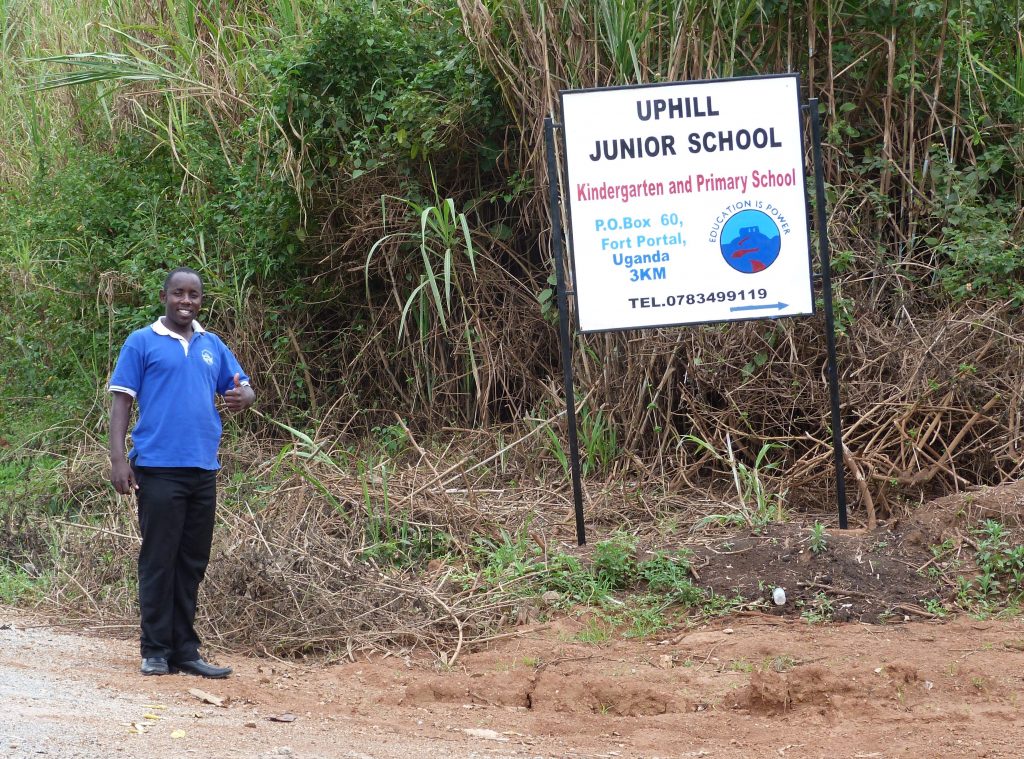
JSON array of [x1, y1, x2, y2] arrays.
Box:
[[201, 349, 215, 366]]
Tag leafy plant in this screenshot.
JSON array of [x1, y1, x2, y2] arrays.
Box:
[[591, 533, 638, 589], [537, 553, 606, 606], [639, 550, 703, 606], [763, 655, 797, 673], [466, 532, 716, 620], [368, 186, 476, 341], [577, 404, 620, 476], [945, 520, 1024, 610], [535, 398, 620, 477], [809, 522, 828, 555], [474, 526, 537, 582], [278, 0, 501, 170], [929, 147, 1024, 305], [799, 592, 834, 624], [372, 423, 410, 459], [622, 602, 672, 639]]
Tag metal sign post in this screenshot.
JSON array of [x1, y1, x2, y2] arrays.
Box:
[[545, 116, 587, 546], [807, 98, 849, 528]]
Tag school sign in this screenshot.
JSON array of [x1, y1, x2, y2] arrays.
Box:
[[559, 74, 814, 332]]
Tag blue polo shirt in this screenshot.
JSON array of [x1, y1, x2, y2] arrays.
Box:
[[108, 319, 249, 470]]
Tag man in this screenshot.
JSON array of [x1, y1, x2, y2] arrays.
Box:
[[108, 267, 255, 678]]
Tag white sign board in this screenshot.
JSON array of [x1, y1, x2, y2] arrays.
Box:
[[560, 74, 814, 332]]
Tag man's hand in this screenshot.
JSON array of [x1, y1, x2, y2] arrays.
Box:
[[224, 372, 255, 412], [110, 458, 138, 495]]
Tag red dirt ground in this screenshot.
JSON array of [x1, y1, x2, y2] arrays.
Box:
[[3, 610, 1024, 758]]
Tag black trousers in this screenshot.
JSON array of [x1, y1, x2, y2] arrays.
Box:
[[134, 465, 217, 662]]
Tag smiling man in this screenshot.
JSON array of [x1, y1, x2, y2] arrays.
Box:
[[108, 266, 255, 678]]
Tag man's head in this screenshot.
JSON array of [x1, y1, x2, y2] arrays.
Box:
[[160, 267, 203, 331]]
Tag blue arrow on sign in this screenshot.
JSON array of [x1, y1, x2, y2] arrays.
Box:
[[729, 302, 789, 313]]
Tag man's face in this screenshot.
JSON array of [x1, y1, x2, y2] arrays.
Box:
[[160, 272, 203, 331]]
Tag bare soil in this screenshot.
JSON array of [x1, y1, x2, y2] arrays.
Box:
[[4, 610, 1024, 759], [3, 480, 1024, 759]]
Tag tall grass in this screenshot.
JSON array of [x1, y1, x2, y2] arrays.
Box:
[[2, 0, 1022, 517], [0, 0, 307, 190], [454, 0, 1024, 499]]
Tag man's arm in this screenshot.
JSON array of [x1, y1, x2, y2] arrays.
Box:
[[109, 392, 138, 494]]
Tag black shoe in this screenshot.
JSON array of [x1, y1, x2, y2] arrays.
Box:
[[141, 657, 169, 676], [171, 657, 232, 679]]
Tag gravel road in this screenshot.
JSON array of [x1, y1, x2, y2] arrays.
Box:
[[0, 614, 533, 759]]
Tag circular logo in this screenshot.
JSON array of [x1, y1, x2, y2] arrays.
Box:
[[720, 209, 781, 273], [201, 349, 215, 366]]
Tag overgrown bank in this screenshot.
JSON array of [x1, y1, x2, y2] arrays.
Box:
[[1, 0, 1022, 651]]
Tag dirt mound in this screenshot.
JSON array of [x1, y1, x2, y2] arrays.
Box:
[[747, 663, 856, 713], [691, 520, 942, 622], [686, 481, 1024, 622], [399, 670, 533, 709], [531, 675, 673, 717], [902, 479, 1024, 540]]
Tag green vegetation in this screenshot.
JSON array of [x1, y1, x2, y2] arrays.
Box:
[[686, 436, 788, 529], [799, 592, 835, 624], [763, 655, 797, 673], [1, 0, 1023, 652], [466, 530, 741, 640], [2, 0, 1019, 477], [538, 399, 621, 478], [922, 521, 1024, 615], [961, 520, 1024, 610], [0, 562, 45, 604], [574, 617, 614, 644], [809, 522, 828, 555]]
